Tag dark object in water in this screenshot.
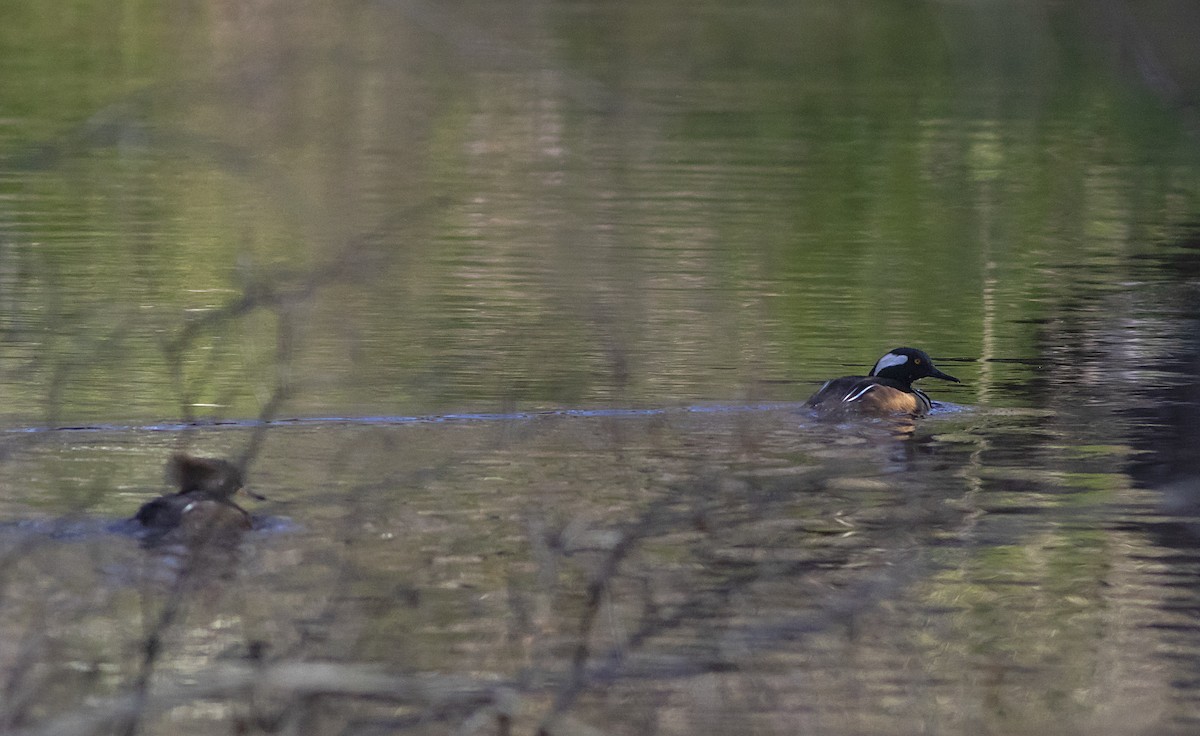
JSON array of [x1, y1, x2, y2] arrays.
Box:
[[805, 347, 960, 418], [134, 454, 260, 543]]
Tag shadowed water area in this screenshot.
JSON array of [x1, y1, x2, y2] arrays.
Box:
[[3, 1, 1200, 734]]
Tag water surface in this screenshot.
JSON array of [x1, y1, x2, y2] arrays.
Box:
[[2, 1, 1200, 734]]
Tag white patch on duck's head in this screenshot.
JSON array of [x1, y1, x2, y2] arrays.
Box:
[[870, 352, 909, 376]]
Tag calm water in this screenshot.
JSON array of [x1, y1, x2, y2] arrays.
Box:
[[3, 1, 1200, 734]]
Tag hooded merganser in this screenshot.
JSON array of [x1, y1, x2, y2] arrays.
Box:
[[134, 454, 261, 541], [805, 347, 960, 418]]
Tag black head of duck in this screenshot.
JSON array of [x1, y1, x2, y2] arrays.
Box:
[[805, 347, 960, 418]]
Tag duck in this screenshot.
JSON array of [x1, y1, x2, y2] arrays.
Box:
[[134, 453, 262, 542], [805, 347, 960, 418]]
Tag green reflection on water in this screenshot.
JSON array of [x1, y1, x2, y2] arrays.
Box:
[[0, 1, 1196, 424], [2, 3, 1200, 733]]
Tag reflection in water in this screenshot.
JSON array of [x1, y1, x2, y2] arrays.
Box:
[[2, 0, 1200, 734]]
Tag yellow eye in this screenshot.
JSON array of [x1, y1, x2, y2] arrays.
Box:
[[915, 358, 922, 365]]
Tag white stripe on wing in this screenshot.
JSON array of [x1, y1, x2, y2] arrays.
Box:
[[843, 384, 877, 403]]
